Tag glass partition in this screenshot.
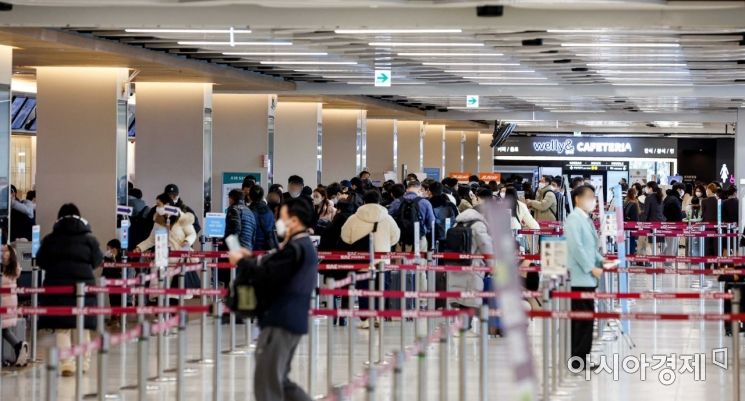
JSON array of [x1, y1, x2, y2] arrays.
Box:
[[116, 99, 128, 207], [203, 107, 213, 215], [0, 85, 10, 243]]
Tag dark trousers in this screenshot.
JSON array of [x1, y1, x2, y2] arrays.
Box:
[[2, 328, 20, 348], [570, 286, 596, 369], [357, 271, 391, 312], [254, 326, 312, 401]]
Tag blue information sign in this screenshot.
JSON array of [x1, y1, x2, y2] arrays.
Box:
[[120, 220, 130, 250], [31, 225, 41, 258], [204, 213, 226, 238]]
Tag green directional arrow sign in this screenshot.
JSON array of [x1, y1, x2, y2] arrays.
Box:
[[466, 95, 479, 108], [375, 69, 392, 87]]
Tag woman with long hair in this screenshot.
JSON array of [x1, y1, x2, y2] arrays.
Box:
[[623, 187, 642, 254], [1, 245, 28, 367]]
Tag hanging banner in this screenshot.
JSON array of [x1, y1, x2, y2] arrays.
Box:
[[478, 172, 501, 182], [448, 172, 471, 183]]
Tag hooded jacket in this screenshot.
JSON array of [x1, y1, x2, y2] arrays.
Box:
[[137, 210, 198, 251], [527, 186, 558, 222], [250, 201, 277, 251], [226, 200, 257, 250], [448, 208, 491, 308], [37, 216, 103, 330], [341, 203, 401, 253]]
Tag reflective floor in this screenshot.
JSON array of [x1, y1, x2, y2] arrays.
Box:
[[0, 269, 741, 401]]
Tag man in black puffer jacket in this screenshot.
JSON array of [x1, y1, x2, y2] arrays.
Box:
[[229, 197, 317, 401], [37, 203, 103, 376]]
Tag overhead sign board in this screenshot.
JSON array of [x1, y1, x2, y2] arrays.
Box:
[[495, 137, 677, 159], [466, 95, 479, 108], [374, 70, 391, 87]]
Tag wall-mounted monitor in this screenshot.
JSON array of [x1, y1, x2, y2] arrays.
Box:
[[12, 97, 35, 131]]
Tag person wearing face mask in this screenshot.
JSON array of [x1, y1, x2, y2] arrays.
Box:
[[100, 239, 125, 329], [701, 183, 721, 260], [312, 187, 336, 234], [267, 184, 284, 220], [457, 185, 474, 212], [526, 175, 558, 222], [662, 184, 685, 259], [690, 184, 706, 220], [248, 185, 278, 251], [228, 198, 318, 401], [164, 184, 201, 235], [282, 175, 306, 202], [565, 185, 605, 371]]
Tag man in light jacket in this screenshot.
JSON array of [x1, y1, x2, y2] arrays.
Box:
[[565, 184, 604, 371]]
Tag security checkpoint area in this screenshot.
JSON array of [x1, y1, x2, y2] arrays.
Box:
[[2, 1, 745, 401]]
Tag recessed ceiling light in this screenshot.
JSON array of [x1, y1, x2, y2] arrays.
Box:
[[126, 28, 252, 34], [397, 52, 503, 57], [259, 61, 358, 65], [294, 69, 363, 72], [223, 52, 328, 56], [336, 29, 462, 34], [477, 82, 559, 86], [446, 70, 535, 73], [562, 43, 680, 48], [345, 81, 425, 85], [605, 77, 691, 81], [594, 70, 689, 74], [547, 29, 609, 33], [463, 76, 548, 80], [178, 41, 292, 46], [369, 42, 484, 47], [423, 62, 520, 66], [611, 83, 694, 86], [587, 62, 687, 67], [550, 110, 606, 113]]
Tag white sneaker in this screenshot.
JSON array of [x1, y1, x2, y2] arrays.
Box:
[[14, 342, 29, 367], [357, 320, 370, 329]]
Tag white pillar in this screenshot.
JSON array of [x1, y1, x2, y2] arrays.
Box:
[[0, 46, 11, 242], [36, 67, 129, 240], [478, 133, 493, 173], [274, 102, 322, 188], [322, 109, 366, 184], [212, 93, 275, 210], [464, 131, 479, 174], [366, 119, 397, 181], [135, 82, 212, 220], [397, 121, 424, 179], [445, 130, 465, 176], [423, 124, 446, 179], [736, 108, 745, 229]]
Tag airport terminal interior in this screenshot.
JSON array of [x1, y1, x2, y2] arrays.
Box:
[[2, 1, 745, 400]]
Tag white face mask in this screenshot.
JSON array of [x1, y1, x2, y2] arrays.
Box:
[[538, 182, 547, 189], [156, 206, 166, 216], [499, 191, 506, 199], [583, 198, 597, 213], [104, 250, 113, 258], [312, 196, 322, 206], [678, 190, 685, 197], [275, 218, 288, 238], [695, 191, 703, 197], [289, 191, 301, 199]]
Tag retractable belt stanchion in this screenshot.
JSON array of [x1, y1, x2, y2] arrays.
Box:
[[47, 348, 59, 401], [308, 290, 318, 397], [177, 311, 187, 401], [96, 278, 106, 335], [458, 317, 467, 401], [550, 278, 558, 393], [96, 333, 110, 401], [121, 254, 128, 331], [0, 270, 3, 376], [31, 262, 39, 361], [326, 278, 335, 392], [732, 289, 741, 401], [400, 262, 407, 353], [377, 261, 386, 364], [348, 272, 357, 384], [137, 322, 151, 399], [542, 284, 551, 401], [417, 336, 427, 401], [699, 225, 706, 289], [479, 305, 488, 401], [226, 261, 238, 354], [213, 302, 223, 401], [439, 323, 449, 401], [75, 282, 85, 401], [426, 250, 435, 336], [151, 267, 173, 383], [366, 365, 377, 401], [191, 255, 212, 364], [560, 276, 570, 383], [393, 350, 404, 401], [652, 228, 658, 291], [367, 234, 376, 366]]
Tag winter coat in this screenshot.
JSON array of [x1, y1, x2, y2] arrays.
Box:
[[565, 208, 602, 288], [250, 201, 277, 251], [512, 201, 540, 230], [225, 201, 256, 250], [457, 199, 473, 213], [137, 211, 198, 251], [448, 209, 490, 308], [37, 216, 103, 331], [341, 204, 401, 255], [1, 263, 21, 328], [662, 192, 684, 223], [316, 200, 337, 223], [641, 194, 665, 222], [527, 186, 558, 222]]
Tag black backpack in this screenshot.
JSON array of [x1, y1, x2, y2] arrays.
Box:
[[394, 197, 423, 246], [442, 221, 474, 265], [552, 191, 565, 221], [433, 202, 459, 243]]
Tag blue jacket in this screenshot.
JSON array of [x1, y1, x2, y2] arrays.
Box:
[[237, 232, 318, 334], [565, 209, 602, 288], [388, 192, 436, 237], [225, 201, 256, 250], [249, 201, 277, 250]]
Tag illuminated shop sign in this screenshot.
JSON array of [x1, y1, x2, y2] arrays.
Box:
[[495, 137, 677, 158]]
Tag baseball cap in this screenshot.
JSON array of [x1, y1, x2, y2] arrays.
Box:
[[164, 184, 179, 195]]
